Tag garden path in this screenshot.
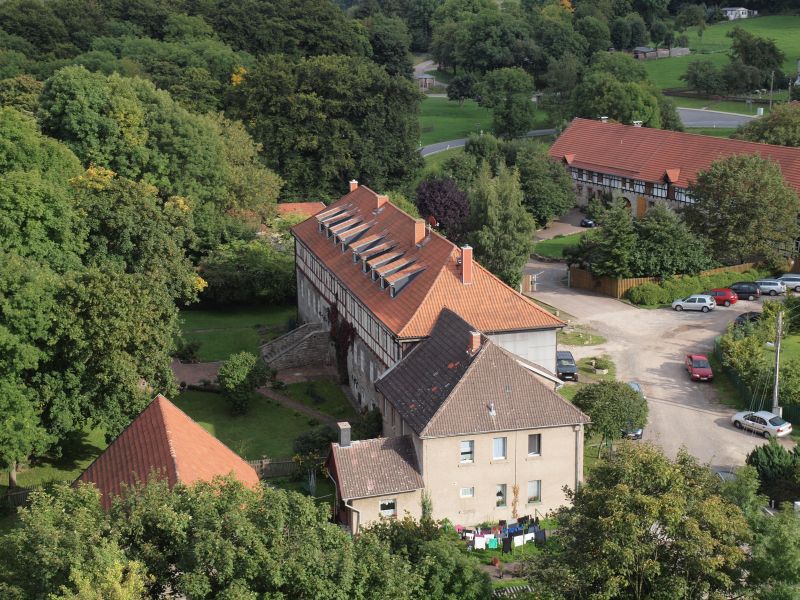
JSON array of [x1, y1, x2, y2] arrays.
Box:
[[257, 387, 337, 426]]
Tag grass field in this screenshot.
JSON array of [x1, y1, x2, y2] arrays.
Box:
[[284, 379, 358, 421], [175, 390, 312, 459], [533, 232, 585, 259], [645, 16, 800, 90], [180, 305, 296, 362], [419, 97, 551, 146], [685, 127, 738, 138], [558, 324, 606, 346]]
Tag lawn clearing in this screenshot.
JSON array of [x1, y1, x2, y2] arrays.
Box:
[[175, 390, 313, 459], [284, 378, 358, 420], [558, 324, 606, 346], [180, 305, 296, 362], [684, 127, 738, 138], [533, 232, 585, 259], [644, 52, 729, 90], [423, 146, 464, 176]]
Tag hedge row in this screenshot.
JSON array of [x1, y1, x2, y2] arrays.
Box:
[[626, 268, 773, 306]]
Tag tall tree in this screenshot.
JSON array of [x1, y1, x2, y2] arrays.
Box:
[[575, 16, 611, 56], [572, 381, 648, 455], [728, 26, 785, 81], [541, 52, 582, 123], [571, 71, 661, 127], [522, 443, 750, 600], [515, 142, 575, 226], [469, 164, 535, 286], [586, 197, 637, 278], [478, 67, 536, 139], [365, 14, 413, 77], [415, 178, 470, 235], [685, 154, 800, 267], [735, 102, 800, 148]]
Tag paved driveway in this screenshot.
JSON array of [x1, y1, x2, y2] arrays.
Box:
[[525, 260, 789, 470]]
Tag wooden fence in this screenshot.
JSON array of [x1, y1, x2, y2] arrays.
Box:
[[3, 482, 68, 508], [568, 263, 756, 299], [247, 457, 299, 479]]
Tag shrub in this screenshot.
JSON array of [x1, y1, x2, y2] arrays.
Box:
[[593, 356, 611, 370], [174, 339, 201, 362], [217, 351, 270, 415], [352, 408, 383, 440], [627, 282, 667, 306], [627, 267, 773, 306]]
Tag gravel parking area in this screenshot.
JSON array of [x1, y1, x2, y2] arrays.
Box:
[[525, 260, 792, 470]]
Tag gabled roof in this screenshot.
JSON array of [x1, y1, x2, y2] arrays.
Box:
[[375, 310, 589, 438], [292, 185, 564, 339], [277, 202, 326, 217], [329, 436, 424, 500], [78, 395, 260, 509], [549, 118, 800, 192]]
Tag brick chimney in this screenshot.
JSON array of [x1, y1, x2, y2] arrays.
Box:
[[468, 331, 481, 355], [337, 421, 351, 448], [414, 219, 426, 245], [349, 179, 358, 192], [461, 245, 473, 285], [377, 194, 389, 208]]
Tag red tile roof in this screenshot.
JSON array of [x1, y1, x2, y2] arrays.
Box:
[[78, 395, 260, 509], [549, 118, 800, 192], [277, 202, 326, 217], [292, 186, 564, 340]]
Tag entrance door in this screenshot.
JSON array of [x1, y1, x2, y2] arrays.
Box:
[[636, 196, 647, 217]]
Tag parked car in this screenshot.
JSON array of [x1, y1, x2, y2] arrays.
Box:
[[579, 218, 597, 228], [556, 350, 578, 381], [705, 288, 738, 307], [734, 311, 762, 327], [755, 280, 786, 296], [627, 381, 646, 400], [685, 353, 713, 381], [731, 410, 793, 438], [729, 282, 761, 301], [671, 295, 716, 312], [777, 274, 800, 292]]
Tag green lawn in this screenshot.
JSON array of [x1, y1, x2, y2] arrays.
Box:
[[175, 390, 313, 459], [0, 427, 107, 495], [423, 146, 464, 176], [684, 127, 738, 138], [645, 16, 800, 90], [533, 232, 586, 259], [557, 324, 606, 346], [180, 305, 297, 362], [284, 378, 358, 420]]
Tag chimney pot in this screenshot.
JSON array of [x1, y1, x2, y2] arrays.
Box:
[[468, 331, 481, 355], [632, 120, 643, 127], [349, 180, 358, 192], [414, 219, 426, 245], [377, 194, 389, 208], [489, 402, 496, 417], [337, 421, 352, 448], [460, 245, 473, 285], [600, 116, 608, 123]]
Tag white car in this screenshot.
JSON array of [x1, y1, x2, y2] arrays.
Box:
[[671, 294, 716, 312], [777, 274, 800, 292], [755, 280, 786, 296], [731, 410, 793, 438]]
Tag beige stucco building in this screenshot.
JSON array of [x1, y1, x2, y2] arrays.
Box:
[[328, 310, 589, 534]]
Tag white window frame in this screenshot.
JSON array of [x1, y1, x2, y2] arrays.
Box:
[[379, 499, 397, 518], [459, 487, 475, 498], [527, 480, 542, 504], [496, 484, 507, 508], [460, 440, 474, 463], [528, 434, 541, 456], [492, 437, 507, 460]]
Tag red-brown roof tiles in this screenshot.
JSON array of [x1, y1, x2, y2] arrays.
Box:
[[549, 118, 800, 192], [292, 186, 564, 339], [78, 395, 260, 509], [276, 202, 326, 217]]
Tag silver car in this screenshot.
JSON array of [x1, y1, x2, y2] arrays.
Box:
[[671, 294, 716, 312], [755, 280, 786, 296], [731, 410, 793, 438], [777, 274, 800, 292]]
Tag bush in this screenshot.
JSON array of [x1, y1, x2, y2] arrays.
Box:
[[592, 356, 612, 370], [627, 268, 772, 306], [217, 351, 270, 415], [293, 424, 337, 457], [174, 339, 201, 363]]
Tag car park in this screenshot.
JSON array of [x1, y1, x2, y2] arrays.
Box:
[[685, 354, 713, 381], [671, 295, 716, 312], [556, 350, 578, 381], [755, 280, 786, 296], [777, 274, 800, 292], [579, 218, 596, 228], [729, 282, 761, 301], [734, 312, 761, 327], [705, 288, 738, 307], [731, 410, 793, 438]]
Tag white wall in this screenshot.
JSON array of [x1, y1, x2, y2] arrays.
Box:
[[489, 329, 557, 373]]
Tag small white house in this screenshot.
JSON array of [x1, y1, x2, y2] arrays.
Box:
[[721, 7, 757, 20]]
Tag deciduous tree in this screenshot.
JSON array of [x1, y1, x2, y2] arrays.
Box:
[[217, 351, 269, 415], [415, 178, 469, 235], [515, 142, 575, 226], [477, 67, 536, 139], [736, 102, 800, 147], [572, 381, 647, 454]]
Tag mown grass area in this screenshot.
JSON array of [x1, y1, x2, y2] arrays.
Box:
[[684, 127, 738, 138], [0, 427, 107, 495], [180, 305, 296, 362], [533, 232, 586, 259], [175, 390, 313, 459], [284, 378, 358, 421], [644, 52, 728, 90], [422, 146, 464, 176], [557, 324, 606, 346]]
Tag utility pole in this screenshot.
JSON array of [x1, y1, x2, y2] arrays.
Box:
[[773, 311, 782, 416], [769, 70, 775, 110]]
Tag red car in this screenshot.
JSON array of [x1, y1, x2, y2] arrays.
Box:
[[706, 288, 738, 307], [686, 354, 713, 381]]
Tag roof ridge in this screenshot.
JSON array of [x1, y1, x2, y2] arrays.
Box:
[[153, 395, 181, 482], [420, 339, 487, 436]]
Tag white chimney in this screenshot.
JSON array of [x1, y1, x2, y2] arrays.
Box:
[[600, 116, 608, 123], [337, 421, 351, 447], [488, 402, 496, 417], [632, 120, 643, 127], [349, 180, 358, 192]]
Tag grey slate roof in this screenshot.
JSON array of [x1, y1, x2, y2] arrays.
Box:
[[330, 436, 424, 500], [376, 309, 590, 438]]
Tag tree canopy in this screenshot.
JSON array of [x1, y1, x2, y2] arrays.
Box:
[[736, 102, 800, 148]]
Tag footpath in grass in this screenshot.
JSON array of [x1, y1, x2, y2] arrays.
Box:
[[180, 305, 296, 362], [284, 379, 358, 421], [533, 232, 585, 259], [175, 390, 313, 459]]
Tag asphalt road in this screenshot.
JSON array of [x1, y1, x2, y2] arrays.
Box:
[[677, 107, 756, 128], [420, 129, 558, 157], [524, 260, 792, 470]]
